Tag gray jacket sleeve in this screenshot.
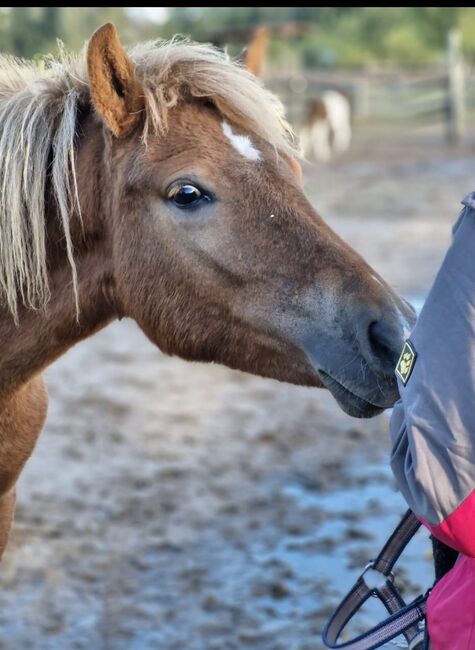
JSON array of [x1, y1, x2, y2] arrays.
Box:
[[389, 193, 475, 547]]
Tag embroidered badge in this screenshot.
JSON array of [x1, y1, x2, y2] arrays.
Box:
[[395, 340, 417, 385]]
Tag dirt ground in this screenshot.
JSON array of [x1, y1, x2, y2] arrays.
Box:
[[1, 123, 474, 650]]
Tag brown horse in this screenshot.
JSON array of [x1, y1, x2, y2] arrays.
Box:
[[0, 23, 413, 560]]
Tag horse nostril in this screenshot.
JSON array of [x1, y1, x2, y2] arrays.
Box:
[[366, 319, 402, 374]]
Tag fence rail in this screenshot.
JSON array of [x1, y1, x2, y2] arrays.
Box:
[[265, 30, 474, 145]]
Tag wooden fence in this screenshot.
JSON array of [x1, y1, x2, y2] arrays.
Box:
[[265, 29, 474, 145]]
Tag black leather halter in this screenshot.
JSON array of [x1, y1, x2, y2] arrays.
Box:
[[322, 510, 430, 650]]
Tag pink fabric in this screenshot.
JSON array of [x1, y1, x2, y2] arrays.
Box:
[[420, 490, 475, 557], [420, 492, 475, 648], [427, 555, 475, 649]]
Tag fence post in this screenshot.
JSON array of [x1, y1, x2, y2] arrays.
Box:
[[446, 28, 465, 145]]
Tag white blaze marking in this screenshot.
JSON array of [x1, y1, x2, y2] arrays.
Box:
[[222, 121, 261, 161]]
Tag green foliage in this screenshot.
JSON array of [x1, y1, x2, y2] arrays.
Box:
[[384, 23, 441, 67], [0, 8, 134, 60], [159, 7, 474, 69], [410, 8, 462, 48], [0, 7, 472, 69]]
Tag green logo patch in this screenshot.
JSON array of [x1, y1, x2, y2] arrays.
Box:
[[395, 340, 417, 385]]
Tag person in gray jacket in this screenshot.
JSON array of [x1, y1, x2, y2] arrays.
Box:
[[390, 192, 475, 649]]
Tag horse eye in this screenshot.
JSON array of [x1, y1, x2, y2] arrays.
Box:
[[168, 184, 211, 209]]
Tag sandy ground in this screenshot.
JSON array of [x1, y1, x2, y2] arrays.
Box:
[[1, 123, 474, 650]]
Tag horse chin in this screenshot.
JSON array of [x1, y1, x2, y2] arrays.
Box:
[[318, 370, 386, 419]]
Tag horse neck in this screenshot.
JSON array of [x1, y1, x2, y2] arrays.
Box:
[[0, 116, 118, 401]]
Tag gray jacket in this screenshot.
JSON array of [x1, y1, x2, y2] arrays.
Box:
[[389, 193, 475, 556]]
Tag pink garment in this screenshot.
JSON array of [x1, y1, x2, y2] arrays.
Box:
[[427, 555, 475, 650], [418, 493, 475, 649], [421, 490, 475, 559]]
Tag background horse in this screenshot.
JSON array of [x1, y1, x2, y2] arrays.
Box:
[[299, 90, 352, 162], [0, 24, 413, 565], [244, 25, 353, 162]]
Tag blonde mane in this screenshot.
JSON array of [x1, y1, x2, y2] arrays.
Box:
[[0, 37, 295, 321]]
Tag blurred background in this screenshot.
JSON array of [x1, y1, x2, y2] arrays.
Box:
[[0, 7, 474, 650]]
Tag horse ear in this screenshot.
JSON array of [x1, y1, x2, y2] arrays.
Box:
[[87, 23, 144, 138], [243, 26, 269, 77]]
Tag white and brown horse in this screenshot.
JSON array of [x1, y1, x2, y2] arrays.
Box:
[[244, 25, 352, 162], [299, 90, 352, 162], [0, 24, 413, 560]]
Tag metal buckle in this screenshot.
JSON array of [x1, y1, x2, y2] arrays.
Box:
[[360, 560, 395, 596]]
